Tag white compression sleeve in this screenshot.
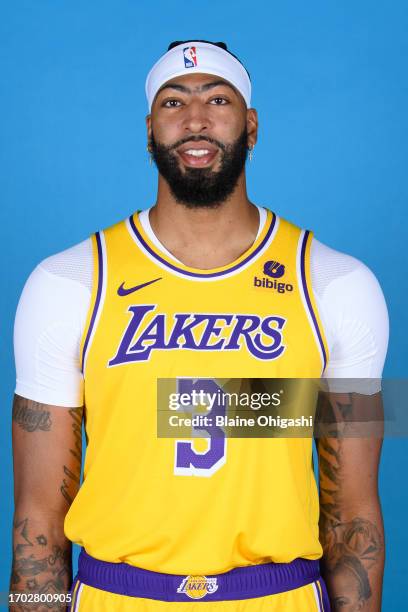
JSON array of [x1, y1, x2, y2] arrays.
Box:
[[14, 242, 91, 407], [311, 241, 389, 392]]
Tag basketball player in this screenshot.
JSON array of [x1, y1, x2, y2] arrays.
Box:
[[10, 41, 388, 611]]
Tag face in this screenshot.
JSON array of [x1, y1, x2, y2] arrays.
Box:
[[332, 566, 365, 611], [146, 73, 258, 208]]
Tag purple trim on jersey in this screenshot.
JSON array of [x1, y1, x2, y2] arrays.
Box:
[[128, 212, 276, 279], [77, 548, 321, 602], [300, 231, 328, 372], [81, 232, 103, 373], [318, 577, 331, 611]]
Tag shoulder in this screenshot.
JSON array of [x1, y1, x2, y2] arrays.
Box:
[[15, 238, 94, 333], [310, 237, 388, 311], [38, 238, 93, 291]]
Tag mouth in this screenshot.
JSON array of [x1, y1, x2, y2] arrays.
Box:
[[176, 141, 219, 168]]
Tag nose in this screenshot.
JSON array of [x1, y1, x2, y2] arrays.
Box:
[[181, 99, 212, 134]]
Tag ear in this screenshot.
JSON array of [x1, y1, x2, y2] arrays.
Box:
[[246, 108, 258, 148], [146, 114, 152, 147]]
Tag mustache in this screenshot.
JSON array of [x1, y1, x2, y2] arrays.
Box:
[[168, 135, 226, 152]]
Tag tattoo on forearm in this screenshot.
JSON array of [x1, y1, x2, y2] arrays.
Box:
[[12, 396, 52, 432], [13, 518, 33, 556], [60, 407, 83, 507], [318, 395, 384, 611], [10, 516, 71, 611], [68, 407, 82, 463]]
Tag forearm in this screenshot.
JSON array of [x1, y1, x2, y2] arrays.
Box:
[[316, 391, 385, 610], [10, 396, 83, 610], [319, 501, 384, 611], [10, 511, 72, 612]]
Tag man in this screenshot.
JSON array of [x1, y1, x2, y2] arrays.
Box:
[[10, 40, 388, 611]]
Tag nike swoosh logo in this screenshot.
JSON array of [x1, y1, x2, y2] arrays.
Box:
[[117, 277, 162, 296]]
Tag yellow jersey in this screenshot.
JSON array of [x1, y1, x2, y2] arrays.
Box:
[[64, 207, 329, 575]]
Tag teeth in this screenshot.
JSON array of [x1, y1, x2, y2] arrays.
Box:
[[184, 149, 211, 157]]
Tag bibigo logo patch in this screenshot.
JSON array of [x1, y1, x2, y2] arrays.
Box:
[[263, 260, 285, 278], [177, 575, 218, 599]]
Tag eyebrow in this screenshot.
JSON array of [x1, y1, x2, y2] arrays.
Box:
[[156, 80, 238, 97]]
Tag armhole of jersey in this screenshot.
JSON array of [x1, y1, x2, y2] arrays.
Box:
[[297, 230, 330, 376], [79, 231, 107, 376]]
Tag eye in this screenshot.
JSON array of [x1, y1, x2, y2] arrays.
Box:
[[210, 96, 229, 105], [334, 597, 349, 607], [162, 99, 183, 108]]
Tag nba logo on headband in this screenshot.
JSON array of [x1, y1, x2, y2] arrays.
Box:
[[183, 47, 197, 68]]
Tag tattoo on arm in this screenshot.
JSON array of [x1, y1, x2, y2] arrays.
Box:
[[317, 394, 384, 611], [11, 397, 83, 608], [60, 407, 83, 506], [12, 396, 52, 432], [10, 516, 71, 611]]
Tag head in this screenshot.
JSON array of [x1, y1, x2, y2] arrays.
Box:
[[145, 40, 258, 208], [331, 555, 371, 611]]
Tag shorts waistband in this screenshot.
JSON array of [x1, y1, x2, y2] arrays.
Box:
[[76, 548, 321, 602]]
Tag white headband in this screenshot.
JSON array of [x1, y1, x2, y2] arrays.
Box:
[[145, 41, 251, 111]]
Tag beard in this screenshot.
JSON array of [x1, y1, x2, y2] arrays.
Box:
[[150, 128, 249, 209]]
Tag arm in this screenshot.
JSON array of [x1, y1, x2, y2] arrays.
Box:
[[316, 392, 384, 611], [10, 395, 83, 612], [10, 243, 92, 610]]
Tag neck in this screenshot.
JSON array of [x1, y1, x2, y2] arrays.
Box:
[[148, 173, 259, 269]]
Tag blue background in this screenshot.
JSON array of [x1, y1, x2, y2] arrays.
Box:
[[1, 1, 407, 608]]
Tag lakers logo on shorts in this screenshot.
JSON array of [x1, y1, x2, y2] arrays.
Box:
[[177, 575, 219, 599]]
